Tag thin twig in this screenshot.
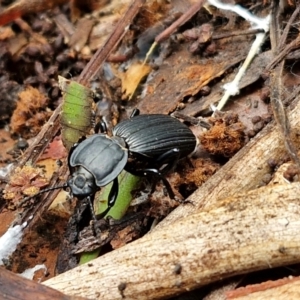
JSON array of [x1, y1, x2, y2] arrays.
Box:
[[270, 63, 300, 168], [144, 0, 206, 63], [268, 3, 300, 170], [277, 5, 300, 51], [18, 103, 62, 167], [266, 34, 300, 71], [212, 28, 263, 40], [155, 0, 206, 43], [269, 0, 280, 51], [78, 0, 146, 86]]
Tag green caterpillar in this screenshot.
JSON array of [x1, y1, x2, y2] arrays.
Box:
[[58, 76, 95, 151]]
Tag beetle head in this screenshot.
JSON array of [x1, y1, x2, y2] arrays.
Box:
[[68, 166, 98, 198]]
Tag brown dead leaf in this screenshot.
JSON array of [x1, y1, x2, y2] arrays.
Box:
[[0, 26, 15, 40], [7, 33, 28, 56], [88, 1, 131, 51], [138, 35, 254, 114], [117, 62, 152, 99], [38, 136, 67, 161], [68, 18, 95, 52], [0, 0, 68, 27]]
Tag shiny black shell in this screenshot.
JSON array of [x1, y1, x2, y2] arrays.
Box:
[[113, 114, 196, 158], [69, 134, 128, 186]]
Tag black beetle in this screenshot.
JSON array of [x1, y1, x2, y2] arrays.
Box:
[[67, 109, 197, 218]]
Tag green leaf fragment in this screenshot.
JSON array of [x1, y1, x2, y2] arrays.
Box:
[[95, 170, 141, 220]]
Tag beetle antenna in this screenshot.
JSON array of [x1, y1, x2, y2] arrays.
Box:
[[17, 183, 69, 207], [86, 195, 97, 221]]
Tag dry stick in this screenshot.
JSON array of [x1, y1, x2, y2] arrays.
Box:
[[78, 0, 146, 86], [202, 85, 300, 300], [18, 104, 62, 167], [265, 35, 300, 72], [268, 5, 300, 169], [44, 182, 300, 300], [270, 63, 300, 170], [269, 0, 280, 51], [212, 28, 263, 40], [14, 103, 68, 226], [144, 0, 206, 63], [277, 5, 300, 51]]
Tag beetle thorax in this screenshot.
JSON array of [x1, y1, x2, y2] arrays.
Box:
[[111, 135, 127, 149], [68, 166, 98, 198]]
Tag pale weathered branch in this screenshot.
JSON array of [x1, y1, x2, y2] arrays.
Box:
[[44, 182, 300, 299]]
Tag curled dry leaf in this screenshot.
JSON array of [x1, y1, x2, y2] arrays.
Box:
[[3, 165, 49, 207]]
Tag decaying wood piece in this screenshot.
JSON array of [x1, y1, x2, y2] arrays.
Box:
[[0, 267, 86, 300], [226, 276, 300, 299], [44, 182, 300, 299], [155, 93, 300, 228]]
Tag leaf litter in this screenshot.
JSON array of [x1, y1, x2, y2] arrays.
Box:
[[0, 0, 300, 298]]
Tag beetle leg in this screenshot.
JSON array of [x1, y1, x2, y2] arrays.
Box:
[[94, 120, 108, 134], [144, 148, 180, 196], [144, 168, 175, 199], [86, 194, 103, 238], [125, 166, 175, 199], [108, 177, 119, 208], [130, 108, 140, 118], [95, 177, 119, 219], [155, 148, 181, 174]]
